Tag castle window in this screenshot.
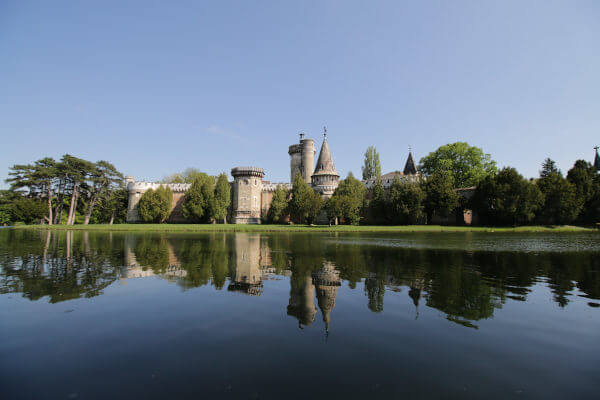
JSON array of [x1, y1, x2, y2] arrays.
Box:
[[254, 179, 257, 186]]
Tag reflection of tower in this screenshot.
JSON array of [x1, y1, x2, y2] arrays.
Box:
[[364, 272, 385, 313], [228, 234, 263, 295], [312, 261, 341, 333], [408, 278, 425, 320], [287, 275, 317, 328]]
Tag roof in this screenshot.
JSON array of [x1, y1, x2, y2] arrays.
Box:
[[403, 152, 417, 175], [312, 138, 339, 177]]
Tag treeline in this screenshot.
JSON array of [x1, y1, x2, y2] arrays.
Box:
[[267, 143, 600, 226], [2, 155, 126, 226], [136, 170, 231, 223]]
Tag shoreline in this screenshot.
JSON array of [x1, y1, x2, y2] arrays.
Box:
[[9, 224, 595, 233]]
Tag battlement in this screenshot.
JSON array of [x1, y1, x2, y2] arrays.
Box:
[[126, 181, 191, 193], [231, 166, 265, 178]]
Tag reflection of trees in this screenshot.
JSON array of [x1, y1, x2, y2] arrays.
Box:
[[0, 229, 123, 303]]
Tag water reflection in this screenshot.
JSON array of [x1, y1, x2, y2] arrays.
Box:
[[1, 229, 599, 331]]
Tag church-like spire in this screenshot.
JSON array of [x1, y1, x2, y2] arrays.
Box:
[[312, 127, 338, 177], [594, 146, 600, 171], [403, 148, 417, 175]]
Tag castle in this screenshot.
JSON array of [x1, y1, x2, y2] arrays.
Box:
[[126, 131, 418, 224]]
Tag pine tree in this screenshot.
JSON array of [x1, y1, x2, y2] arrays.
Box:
[[182, 174, 214, 223]]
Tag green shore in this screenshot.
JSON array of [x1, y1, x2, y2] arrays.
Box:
[[11, 224, 595, 233]]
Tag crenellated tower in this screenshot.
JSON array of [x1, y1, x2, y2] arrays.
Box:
[[288, 133, 315, 185]]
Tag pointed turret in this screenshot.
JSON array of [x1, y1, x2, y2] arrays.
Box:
[[311, 127, 340, 198], [403, 151, 417, 175], [594, 146, 600, 172]]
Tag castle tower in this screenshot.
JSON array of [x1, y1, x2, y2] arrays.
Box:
[[288, 133, 315, 184], [594, 146, 600, 172], [312, 261, 341, 333], [231, 167, 265, 224], [311, 129, 339, 198]]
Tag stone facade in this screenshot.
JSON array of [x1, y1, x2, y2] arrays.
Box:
[[125, 177, 191, 223], [230, 167, 265, 224]]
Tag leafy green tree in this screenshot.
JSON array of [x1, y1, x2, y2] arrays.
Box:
[[182, 174, 215, 223], [288, 173, 316, 224], [422, 170, 459, 223], [267, 185, 289, 223], [389, 178, 425, 224], [368, 179, 388, 224], [326, 173, 366, 225], [138, 186, 172, 223], [162, 173, 185, 183], [362, 146, 382, 181], [0, 207, 11, 225], [213, 173, 230, 223], [11, 198, 47, 224], [537, 160, 581, 225], [419, 142, 496, 188], [83, 161, 123, 225], [92, 188, 128, 224], [471, 167, 543, 226], [567, 160, 600, 223], [306, 189, 324, 224]]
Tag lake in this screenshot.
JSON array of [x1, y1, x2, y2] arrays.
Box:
[[1, 229, 599, 399]]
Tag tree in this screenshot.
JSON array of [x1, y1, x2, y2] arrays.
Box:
[[306, 190, 324, 224], [182, 174, 214, 223], [537, 160, 581, 225], [213, 173, 230, 224], [389, 178, 425, 224], [61, 154, 94, 225], [92, 188, 128, 224], [567, 160, 599, 223], [422, 170, 459, 223], [83, 161, 123, 225], [11, 198, 47, 224], [326, 173, 366, 225], [138, 186, 172, 223], [162, 173, 185, 184], [288, 173, 316, 224], [267, 185, 289, 223], [362, 146, 382, 181], [419, 142, 496, 188], [368, 179, 387, 224], [471, 167, 543, 226]]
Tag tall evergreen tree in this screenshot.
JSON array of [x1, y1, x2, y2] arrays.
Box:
[[182, 174, 214, 223], [368, 179, 387, 224], [213, 173, 231, 224], [362, 146, 382, 181], [288, 173, 315, 224]]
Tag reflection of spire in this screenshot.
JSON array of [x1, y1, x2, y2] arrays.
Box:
[[312, 261, 341, 335], [287, 275, 317, 327], [409, 287, 421, 320]]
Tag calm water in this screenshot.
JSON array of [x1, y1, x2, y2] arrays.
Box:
[[1, 229, 599, 399]]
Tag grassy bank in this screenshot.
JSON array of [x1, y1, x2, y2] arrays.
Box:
[[12, 224, 595, 233]]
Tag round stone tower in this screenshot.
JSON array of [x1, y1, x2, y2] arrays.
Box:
[[231, 167, 265, 224], [288, 133, 315, 185]]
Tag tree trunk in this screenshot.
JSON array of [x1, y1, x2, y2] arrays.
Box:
[[47, 187, 53, 225], [83, 194, 98, 225], [67, 183, 79, 225], [54, 181, 64, 224], [109, 211, 115, 225]]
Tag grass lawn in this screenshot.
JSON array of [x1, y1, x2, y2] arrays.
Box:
[[13, 224, 595, 233]]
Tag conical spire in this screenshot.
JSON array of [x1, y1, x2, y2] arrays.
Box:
[[313, 132, 338, 176], [403, 150, 417, 175], [594, 146, 600, 171]]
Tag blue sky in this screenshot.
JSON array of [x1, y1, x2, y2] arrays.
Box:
[[1, 0, 599, 186]]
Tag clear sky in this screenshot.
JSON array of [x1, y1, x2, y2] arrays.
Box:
[[1, 0, 598, 187]]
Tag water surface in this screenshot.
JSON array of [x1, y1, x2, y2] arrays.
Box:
[[1, 229, 599, 399]]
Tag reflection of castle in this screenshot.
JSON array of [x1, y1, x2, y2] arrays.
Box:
[[312, 262, 341, 332], [228, 234, 265, 295], [122, 235, 187, 281]]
